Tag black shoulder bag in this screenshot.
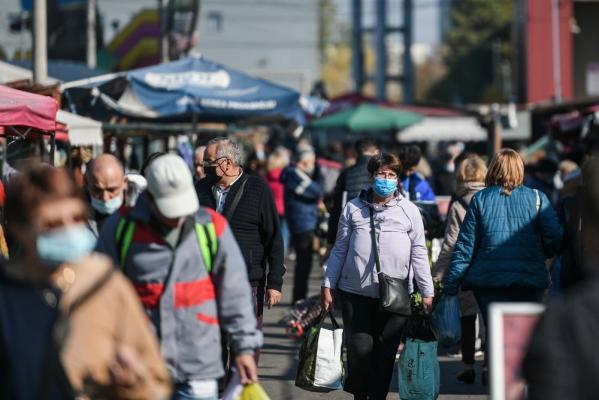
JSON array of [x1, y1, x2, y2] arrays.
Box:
[[369, 207, 412, 316]]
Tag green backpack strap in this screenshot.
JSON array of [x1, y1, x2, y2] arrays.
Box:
[[194, 221, 218, 274], [115, 218, 136, 268], [116, 216, 218, 275]]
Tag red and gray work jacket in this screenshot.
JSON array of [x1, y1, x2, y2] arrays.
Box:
[[96, 197, 262, 383]]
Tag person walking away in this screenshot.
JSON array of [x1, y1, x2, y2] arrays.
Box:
[[195, 138, 285, 328], [0, 164, 170, 400], [194, 146, 207, 181], [523, 157, 599, 400], [281, 150, 325, 303], [398, 145, 436, 202], [327, 138, 380, 246], [443, 148, 562, 384], [85, 154, 127, 237], [432, 154, 487, 384], [97, 154, 262, 400], [322, 153, 434, 400], [265, 147, 291, 256]]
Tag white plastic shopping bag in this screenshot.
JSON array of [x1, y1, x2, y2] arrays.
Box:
[[295, 311, 344, 392]]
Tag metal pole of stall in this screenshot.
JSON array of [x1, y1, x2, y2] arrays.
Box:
[[351, 0, 364, 92], [49, 132, 56, 166], [402, 0, 414, 104], [374, 0, 387, 101]]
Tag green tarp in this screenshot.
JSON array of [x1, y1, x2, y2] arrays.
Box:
[[310, 103, 423, 132]]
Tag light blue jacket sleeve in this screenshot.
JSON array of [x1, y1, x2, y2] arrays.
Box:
[[538, 191, 563, 258], [322, 203, 352, 289], [444, 194, 480, 295]]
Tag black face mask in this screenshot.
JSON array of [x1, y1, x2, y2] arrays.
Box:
[[204, 165, 222, 184]]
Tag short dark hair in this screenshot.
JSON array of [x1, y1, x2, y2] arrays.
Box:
[[354, 138, 378, 156], [397, 145, 421, 170], [367, 153, 403, 177]]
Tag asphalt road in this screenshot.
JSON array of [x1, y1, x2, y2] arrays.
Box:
[[257, 258, 488, 400]]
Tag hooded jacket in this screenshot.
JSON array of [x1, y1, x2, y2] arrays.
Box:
[[444, 185, 563, 295], [327, 155, 373, 245], [323, 189, 434, 298], [96, 198, 262, 383]]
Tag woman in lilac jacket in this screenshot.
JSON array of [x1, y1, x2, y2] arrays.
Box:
[[322, 153, 434, 400]]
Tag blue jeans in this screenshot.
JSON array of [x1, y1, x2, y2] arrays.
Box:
[[280, 216, 290, 256], [171, 381, 218, 400]]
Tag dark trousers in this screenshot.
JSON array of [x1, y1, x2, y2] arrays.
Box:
[[220, 285, 265, 391], [340, 290, 407, 400], [292, 231, 314, 303], [461, 315, 477, 365], [474, 287, 545, 367]]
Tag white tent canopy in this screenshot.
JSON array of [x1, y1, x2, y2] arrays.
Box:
[[57, 110, 103, 146], [397, 116, 487, 143], [397, 112, 531, 143]]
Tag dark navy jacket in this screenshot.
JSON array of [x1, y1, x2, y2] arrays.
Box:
[[444, 185, 563, 295], [0, 267, 66, 400], [280, 166, 324, 235]]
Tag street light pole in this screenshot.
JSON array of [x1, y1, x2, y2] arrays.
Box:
[[32, 0, 47, 83], [159, 0, 170, 63], [87, 0, 97, 68], [551, 0, 562, 102]]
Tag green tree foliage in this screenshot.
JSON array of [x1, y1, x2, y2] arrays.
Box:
[[427, 0, 513, 104]]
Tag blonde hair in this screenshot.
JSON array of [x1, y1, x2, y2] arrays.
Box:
[[457, 154, 487, 184], [485, 148, 524, 195]]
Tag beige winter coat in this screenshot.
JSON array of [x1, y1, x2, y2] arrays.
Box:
[[4, 254, 172, 399], [433, 182, 485, 316]]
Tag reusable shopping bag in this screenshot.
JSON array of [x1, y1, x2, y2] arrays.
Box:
[[399, 338, 440, 400], [430, 295, 461, 347], [294, 310, 344, 392]]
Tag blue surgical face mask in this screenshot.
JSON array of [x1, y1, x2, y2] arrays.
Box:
[[372, 177, 398, 198], [36, 224, 97, 267], [91, 195, 123, 215]]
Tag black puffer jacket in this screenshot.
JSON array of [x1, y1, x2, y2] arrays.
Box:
[[327, 155, 372, 244]]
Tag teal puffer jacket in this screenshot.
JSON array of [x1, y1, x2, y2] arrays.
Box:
[[443, 185, 562, 295]]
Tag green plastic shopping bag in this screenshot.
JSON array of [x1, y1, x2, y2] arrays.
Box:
[[399, 335, 440, 400]]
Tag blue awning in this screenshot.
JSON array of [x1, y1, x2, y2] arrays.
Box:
[[64, 55, 303, 123]]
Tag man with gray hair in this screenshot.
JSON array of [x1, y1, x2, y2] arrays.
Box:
[[195, 138, 285, 363]]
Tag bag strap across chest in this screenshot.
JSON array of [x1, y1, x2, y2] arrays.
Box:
[[115, 217, 218, 274]]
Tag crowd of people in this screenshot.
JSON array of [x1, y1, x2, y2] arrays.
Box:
[[0, 129, 597, 400]]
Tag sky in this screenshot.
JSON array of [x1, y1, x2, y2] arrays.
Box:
[[0, 0, 442, 60]]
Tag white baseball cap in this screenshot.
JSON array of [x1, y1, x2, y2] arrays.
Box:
[[145, 154, 199, 218]]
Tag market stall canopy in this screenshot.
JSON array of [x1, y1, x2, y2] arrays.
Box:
[[0, 85, 57, 132], [56, 110, 103, 146], [311, 103, 423, 132], [62, 55, 303, 122], [397, 116, 486, 142]]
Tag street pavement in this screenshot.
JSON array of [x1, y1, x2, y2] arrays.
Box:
[[258, 257, 488, 400]]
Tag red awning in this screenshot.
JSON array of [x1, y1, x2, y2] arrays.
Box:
[[0, 85, 57, 132]]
